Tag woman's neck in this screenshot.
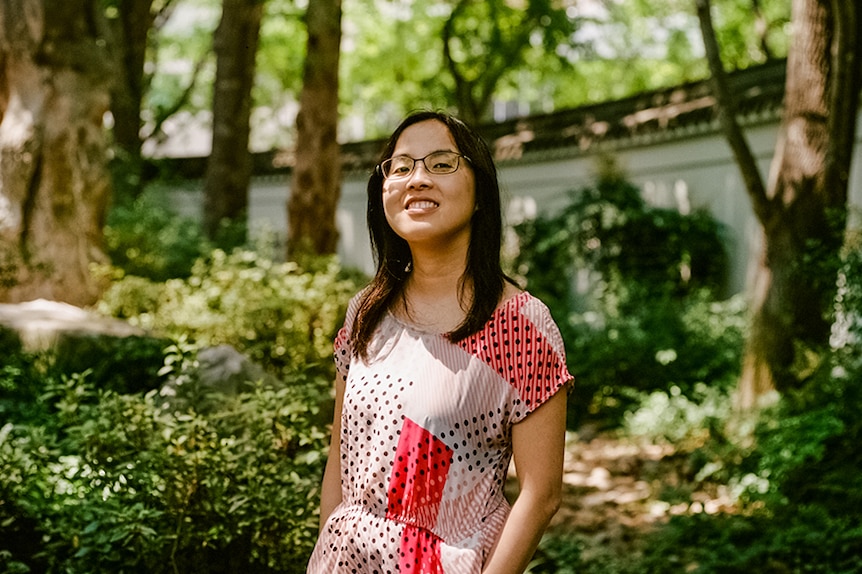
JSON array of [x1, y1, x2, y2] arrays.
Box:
[[397, 249, 472, 332]]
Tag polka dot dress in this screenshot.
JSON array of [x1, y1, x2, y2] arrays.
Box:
[[307, 292, 573, 573]]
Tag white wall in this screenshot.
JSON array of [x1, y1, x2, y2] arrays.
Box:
[[165, 117, 862, 297]]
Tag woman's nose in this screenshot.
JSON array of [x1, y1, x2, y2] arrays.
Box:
[[406, 160, 432, 187]]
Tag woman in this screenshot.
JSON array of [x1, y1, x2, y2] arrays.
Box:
[[307, 111, 573, 574]]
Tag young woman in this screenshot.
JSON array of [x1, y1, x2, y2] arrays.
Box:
[[307, 111, 573, 574]]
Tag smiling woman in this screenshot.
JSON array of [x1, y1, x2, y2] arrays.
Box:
[[306, 111, 574, 574]]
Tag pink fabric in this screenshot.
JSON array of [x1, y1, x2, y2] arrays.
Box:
[[307, 292, 573, 573]]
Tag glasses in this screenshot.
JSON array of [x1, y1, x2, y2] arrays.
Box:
[[379, 151, 470, 179]]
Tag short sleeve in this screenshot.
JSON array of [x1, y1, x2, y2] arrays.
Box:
[[333, 293, 362, 379], [506, 296, 574, 424], [454, 293, 574, 425]]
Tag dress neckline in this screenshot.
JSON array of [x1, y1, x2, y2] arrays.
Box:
[[386, 291, 530, 336]]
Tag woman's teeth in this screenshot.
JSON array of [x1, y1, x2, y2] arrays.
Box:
[[407, 201, 438, 211]]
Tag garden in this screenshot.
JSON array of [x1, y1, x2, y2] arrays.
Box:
[[2, 172, 861, 573]]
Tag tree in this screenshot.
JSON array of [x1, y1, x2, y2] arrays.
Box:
[[105, 0, 176, 199], [441, 0, 578, 125], [696, 0, 861, 407], [286, 0, 341, 257], [0, 0, 114, 305], [202, 0, 264, 242]]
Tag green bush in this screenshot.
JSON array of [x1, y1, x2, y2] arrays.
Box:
[[611, 242, 862, 574], [513, 172, 739, 428], [98, 249, 366, 404], [514, 173, 729, 317], [0, 368, 328, 573], [105, 190, 212, 281], [563, 293, 745, 426], [2, 249, 368, 572]]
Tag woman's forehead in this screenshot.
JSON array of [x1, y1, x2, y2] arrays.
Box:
[[393, 120, 458, 154]]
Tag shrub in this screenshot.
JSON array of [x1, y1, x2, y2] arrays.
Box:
[[617, 241, 862, 574], [104, 190, 212, 281], [512, 172, 738, 428], [98, 249, 367, 405], [2, 249, 368, 572], [0, 368, 328, 573], [563, 293, 745, 426], [513, 172, 728, 319]]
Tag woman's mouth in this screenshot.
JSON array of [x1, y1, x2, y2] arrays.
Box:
[[406, 200, 439, 213]]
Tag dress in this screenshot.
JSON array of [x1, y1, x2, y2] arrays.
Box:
[[306, 291, 573, 573]]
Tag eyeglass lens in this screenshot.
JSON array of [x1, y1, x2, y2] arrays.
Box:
[[381, 151, 464, 178]]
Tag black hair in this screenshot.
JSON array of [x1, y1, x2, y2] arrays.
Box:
[[352, 111, 511, 359]]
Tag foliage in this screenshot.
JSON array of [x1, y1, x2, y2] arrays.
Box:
[[98, 248, 366, 404], [2, 244, 368, 572], [0, 366, 328, 573], [104, 189, 212, 281], [513, 171, 741, 427], [614, 242, 862, 574], [440, 0, 580, 123], [141, 0, 791, 144], [624, 382, 732, 449]]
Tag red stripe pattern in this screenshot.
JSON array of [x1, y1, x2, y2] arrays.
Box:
[[457, 299, 569, 414]]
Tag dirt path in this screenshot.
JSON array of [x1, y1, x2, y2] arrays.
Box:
[[540, 431, 737, 557]]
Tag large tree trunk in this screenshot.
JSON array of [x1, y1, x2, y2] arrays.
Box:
[[287, 0, 342, 258], [0, 0, 114, 306], [202, 0, 264, 243], [739, 0, 859, 405], [697, 0, 860, 408]]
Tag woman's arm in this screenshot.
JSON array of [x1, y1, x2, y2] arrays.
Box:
[[482, 390, 568, 574], [318, 370, 346, 532]]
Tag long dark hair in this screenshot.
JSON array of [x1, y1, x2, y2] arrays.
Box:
[[352, 111, 510, 359]]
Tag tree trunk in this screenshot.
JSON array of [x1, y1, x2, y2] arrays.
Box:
[[202, 0, 264, 243], [0, 0, 114, 306], [739, 0, 859, 405], [107, 0, 158, 200], [287, 0, 342, 258], [697, 0, 860, 408]]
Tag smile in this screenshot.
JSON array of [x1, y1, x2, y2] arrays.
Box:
[[405, 200, 439, 212]]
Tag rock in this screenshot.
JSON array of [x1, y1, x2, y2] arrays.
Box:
[[0, 299, 167, 394], [0, 299, 145, 351], [164, 344, 281, 398]]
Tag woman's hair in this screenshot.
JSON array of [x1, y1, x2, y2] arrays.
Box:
[[352, 111, 509, 359]]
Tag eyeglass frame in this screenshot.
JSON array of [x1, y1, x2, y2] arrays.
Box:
[[377, 151, 472, 180]]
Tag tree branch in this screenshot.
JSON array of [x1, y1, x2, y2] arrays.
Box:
[[695, 0, 771, 224], [141, 52, 209, 143]]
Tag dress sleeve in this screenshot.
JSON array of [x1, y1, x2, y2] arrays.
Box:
[[333, 293, 361, 379], [507, 296, 574, 424]]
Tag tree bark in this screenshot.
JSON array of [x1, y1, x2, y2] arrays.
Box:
[[696, 0, 860, 408], [0, 0, 114, 306], [107, 0, 165, 200], [287, 0, 342, 258], [202, 0, 264, 243]]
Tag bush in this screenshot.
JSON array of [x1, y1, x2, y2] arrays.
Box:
[[563, 293, 745, 426], [513, 172, 741, 427], [98, 249, 367, 404], [513, 172, 729, 319], [615, 241, 862, 574], [104, 190, 212, 281], [0, 367, 328, 573], [2, 249, 368, 572]]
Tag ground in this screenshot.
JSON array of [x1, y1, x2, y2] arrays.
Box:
[[510, 429, 738, 564]]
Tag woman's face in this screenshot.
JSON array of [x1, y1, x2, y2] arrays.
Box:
[[382, 120, 477, 251]]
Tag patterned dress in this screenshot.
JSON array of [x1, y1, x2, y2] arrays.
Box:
[[306, 291, 573, 573]]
